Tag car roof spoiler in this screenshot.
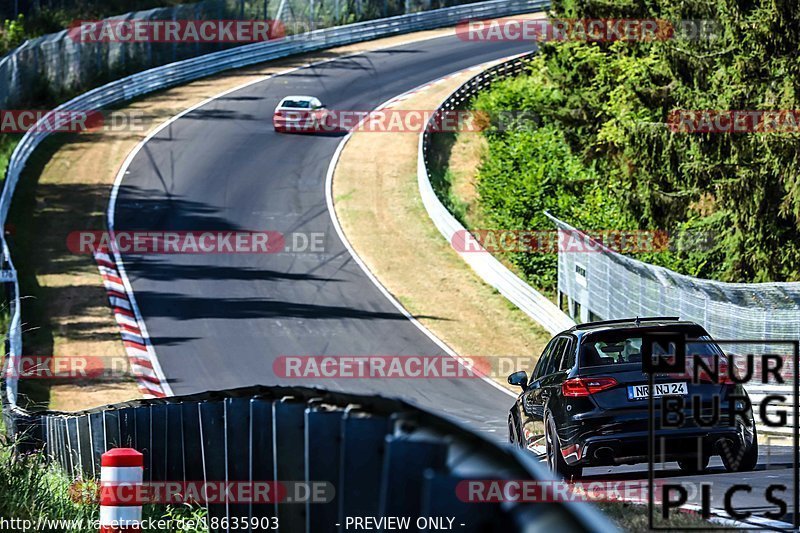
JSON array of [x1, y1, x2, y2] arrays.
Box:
[[572, 316, 681, 330]]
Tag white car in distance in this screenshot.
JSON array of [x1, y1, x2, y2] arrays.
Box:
[[272, 95, 331, 133]]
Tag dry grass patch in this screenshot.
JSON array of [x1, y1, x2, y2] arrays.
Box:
[[447, 131, 488, 227], [332, 68, 550, 391]]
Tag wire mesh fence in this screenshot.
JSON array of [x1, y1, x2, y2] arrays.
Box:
[[547, 213, 800, 346], [547, 214, 799, 437]]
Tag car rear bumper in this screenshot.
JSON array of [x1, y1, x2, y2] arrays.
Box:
[[566, 426, 744, 466], [273, 118, 319, 132], [560, 406, 752, 466]]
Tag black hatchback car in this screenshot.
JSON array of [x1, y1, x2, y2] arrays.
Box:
[[507, 317, 758, 478]]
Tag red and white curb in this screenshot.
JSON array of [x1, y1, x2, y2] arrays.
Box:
[[94, 250, 168, 398]]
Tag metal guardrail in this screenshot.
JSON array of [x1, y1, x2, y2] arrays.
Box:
[[0, 0, 493, 109], [417, 56, 794, 439], [417, 51, 575, 335], [0, 0, 551, 408], [18, 385, 616, 532]]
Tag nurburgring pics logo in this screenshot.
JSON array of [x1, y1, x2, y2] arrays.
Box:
[[644, 337, 798, 529]]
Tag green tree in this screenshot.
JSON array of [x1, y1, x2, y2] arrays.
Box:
[[470, 0, 800, 287]]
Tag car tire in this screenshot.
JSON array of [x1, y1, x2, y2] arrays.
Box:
[[677, 453, 710, 473], [508, 414, 518, 446], [721, 425, 759, 473], [545, 411, 582, 480]]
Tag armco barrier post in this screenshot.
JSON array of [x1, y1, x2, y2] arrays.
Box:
[[99, 448, 143, 532]]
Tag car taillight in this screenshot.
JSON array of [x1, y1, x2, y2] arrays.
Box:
[[274, 111, 284, 118], [562, 377, 618, 397], [693, 357, 735, 384], [718, 359, 735, 384]]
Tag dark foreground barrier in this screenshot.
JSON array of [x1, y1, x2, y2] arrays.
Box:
[[7, 385, 614, 532]]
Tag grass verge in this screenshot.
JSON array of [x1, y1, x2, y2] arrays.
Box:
[[432, 128, 560, 301], [436, 131, 488, 229], [0, 418, 207, 532], [596, 501, 737, 532]]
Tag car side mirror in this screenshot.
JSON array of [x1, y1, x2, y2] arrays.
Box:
[[507, 370, 528, 390]]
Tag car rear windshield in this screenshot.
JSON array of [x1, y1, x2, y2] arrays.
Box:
[[580, 331, 723, 368], [281, 100, 312, 108]]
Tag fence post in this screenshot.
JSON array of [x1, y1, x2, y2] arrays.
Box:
[[99, 448, 143, 533]]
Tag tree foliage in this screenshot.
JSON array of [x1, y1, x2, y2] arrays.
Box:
[[472, 0, 800, 288]]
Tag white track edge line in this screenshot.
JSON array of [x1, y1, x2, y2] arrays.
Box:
[[324, 62, 518, 399]]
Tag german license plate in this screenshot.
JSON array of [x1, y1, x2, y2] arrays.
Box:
[[627, 382, 687, 400]]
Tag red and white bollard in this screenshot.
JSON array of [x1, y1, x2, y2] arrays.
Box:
[[99, 448, 143, 532]]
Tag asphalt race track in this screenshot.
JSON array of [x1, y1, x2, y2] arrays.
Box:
[[113, 32, 796, 522], [114, 34, 535, 436]]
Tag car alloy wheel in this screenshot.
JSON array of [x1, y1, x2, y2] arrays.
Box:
[[545, 412, 582, 479]]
